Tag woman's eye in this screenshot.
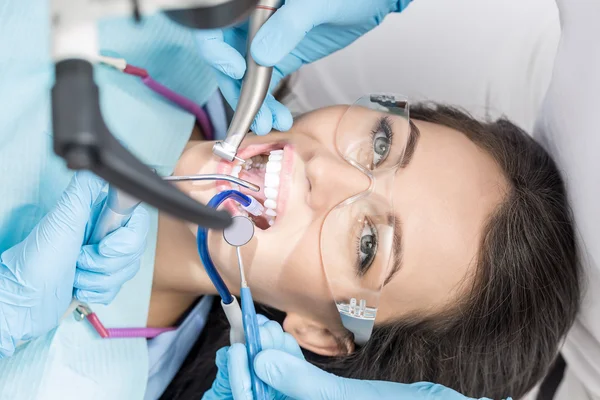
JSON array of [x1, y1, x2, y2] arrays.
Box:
[[357, 220, 378, 275], [370, 116, 393, 168], [372, 131, 391, 167]]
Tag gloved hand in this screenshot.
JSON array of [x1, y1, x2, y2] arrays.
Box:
[[247, 351, 503, 400], [204, 316, 509, 400], [0, 172, 149, 358], [203, 315, 305, 400], [196, 0, 412, 135]]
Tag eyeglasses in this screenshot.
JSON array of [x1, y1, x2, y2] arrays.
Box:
[[320, 94, 413, 344]]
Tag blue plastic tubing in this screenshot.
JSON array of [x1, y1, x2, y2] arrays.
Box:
[[197, 190, 251, 305]]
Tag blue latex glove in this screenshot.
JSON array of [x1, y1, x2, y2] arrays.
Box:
[[196, 0, 412, 135], [204, 317, 509, 400], [203, 315, 305, 400], [249, 352, 502, 400], [0, 172, 149, 358], [74, 186, 149, 305]]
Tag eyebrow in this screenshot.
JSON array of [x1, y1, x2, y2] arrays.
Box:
[[399, 120, 421, 168], [384, 215, 403, 286], [383, 121, 421, 286]]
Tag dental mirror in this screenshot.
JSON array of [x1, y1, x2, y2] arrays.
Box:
[[223, 216, 255, 247]]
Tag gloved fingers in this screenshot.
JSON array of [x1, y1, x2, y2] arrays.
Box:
[[223, 25, 250, 58], [85, 191, 108, 240], [259, 320, 285, 350], [281, 332, 305, 360], [214, 69, 243, 112], [250, 0, 326, 67], [196, 29, 247, 80], [255, 350, 471, 400], [406, 382, 475, 400], [73, 260, 140, 304], [78, 205, 148, 273], [266, 68, 294, 133], [250, 104, 274, 136], [228, 343, 254, 400], [398, 0, 413, 11], [254, 349, 352, 399], [264, 94, 293, 132], [215, 346, 230, 371], [271, 52, 305, 82], [217, 69, 275, 135], [44, 172, 107, 238], [73, 287, 120, 306], [256, 314, 270, 325], [60, 171, 106, 211], [203, 346, 233, 400], [74, 258, 140, 292], [98, 206, 149, 258], [77, 243, 141, 275], [67, 171, 107, 207], [258, 320, 304, 360], [79, 206, 148, 272]]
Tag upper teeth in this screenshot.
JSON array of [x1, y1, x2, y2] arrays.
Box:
[[263, 150, 282, 225], [228, 149, 283, 227]]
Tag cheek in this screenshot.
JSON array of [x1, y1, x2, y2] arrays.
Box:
[[275, 226, 325, 297], [294, 107, 346, 148], [247, 221, 339, 325]]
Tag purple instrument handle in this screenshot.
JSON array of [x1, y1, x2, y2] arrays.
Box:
[[105, 327, 177, 339], [142, 76, 214, 140]]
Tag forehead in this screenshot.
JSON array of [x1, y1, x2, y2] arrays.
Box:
[[378, 119, 508, 320]]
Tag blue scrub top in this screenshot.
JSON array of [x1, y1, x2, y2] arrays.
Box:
[[0, 1, 218, 398]]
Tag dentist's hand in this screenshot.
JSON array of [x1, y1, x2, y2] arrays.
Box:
[[203, 315, 305, 400], [196, 0, 412, 135], [0, 172, 149, 358], [204, 316, 507, 400], [248, 351, 500, 400]]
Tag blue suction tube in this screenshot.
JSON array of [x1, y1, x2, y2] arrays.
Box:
[[197, 190, 252, 305], [198, 190, 268, 400]]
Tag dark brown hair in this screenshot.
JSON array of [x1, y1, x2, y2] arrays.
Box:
[[162, 104, 580, 400]]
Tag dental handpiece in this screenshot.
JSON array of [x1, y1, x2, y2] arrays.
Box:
[[212, 0, 283, 163], [89, 174, 259, 244], [89, 185, 141, 245]]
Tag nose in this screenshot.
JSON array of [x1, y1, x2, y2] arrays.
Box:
[[305, 151, 371, 210]]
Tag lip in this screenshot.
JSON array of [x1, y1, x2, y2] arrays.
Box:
[[216, 142, 294, 229]]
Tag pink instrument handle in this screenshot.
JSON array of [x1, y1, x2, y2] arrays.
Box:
[[86, 313, 175, 339]]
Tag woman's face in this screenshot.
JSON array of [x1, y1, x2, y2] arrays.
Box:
[[171, 105, 507, 348]]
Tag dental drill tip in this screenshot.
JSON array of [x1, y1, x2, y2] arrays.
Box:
[[234, 156, 247, 164]]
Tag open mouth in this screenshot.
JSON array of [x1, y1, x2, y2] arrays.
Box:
[[216, 143, 292, 231]]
